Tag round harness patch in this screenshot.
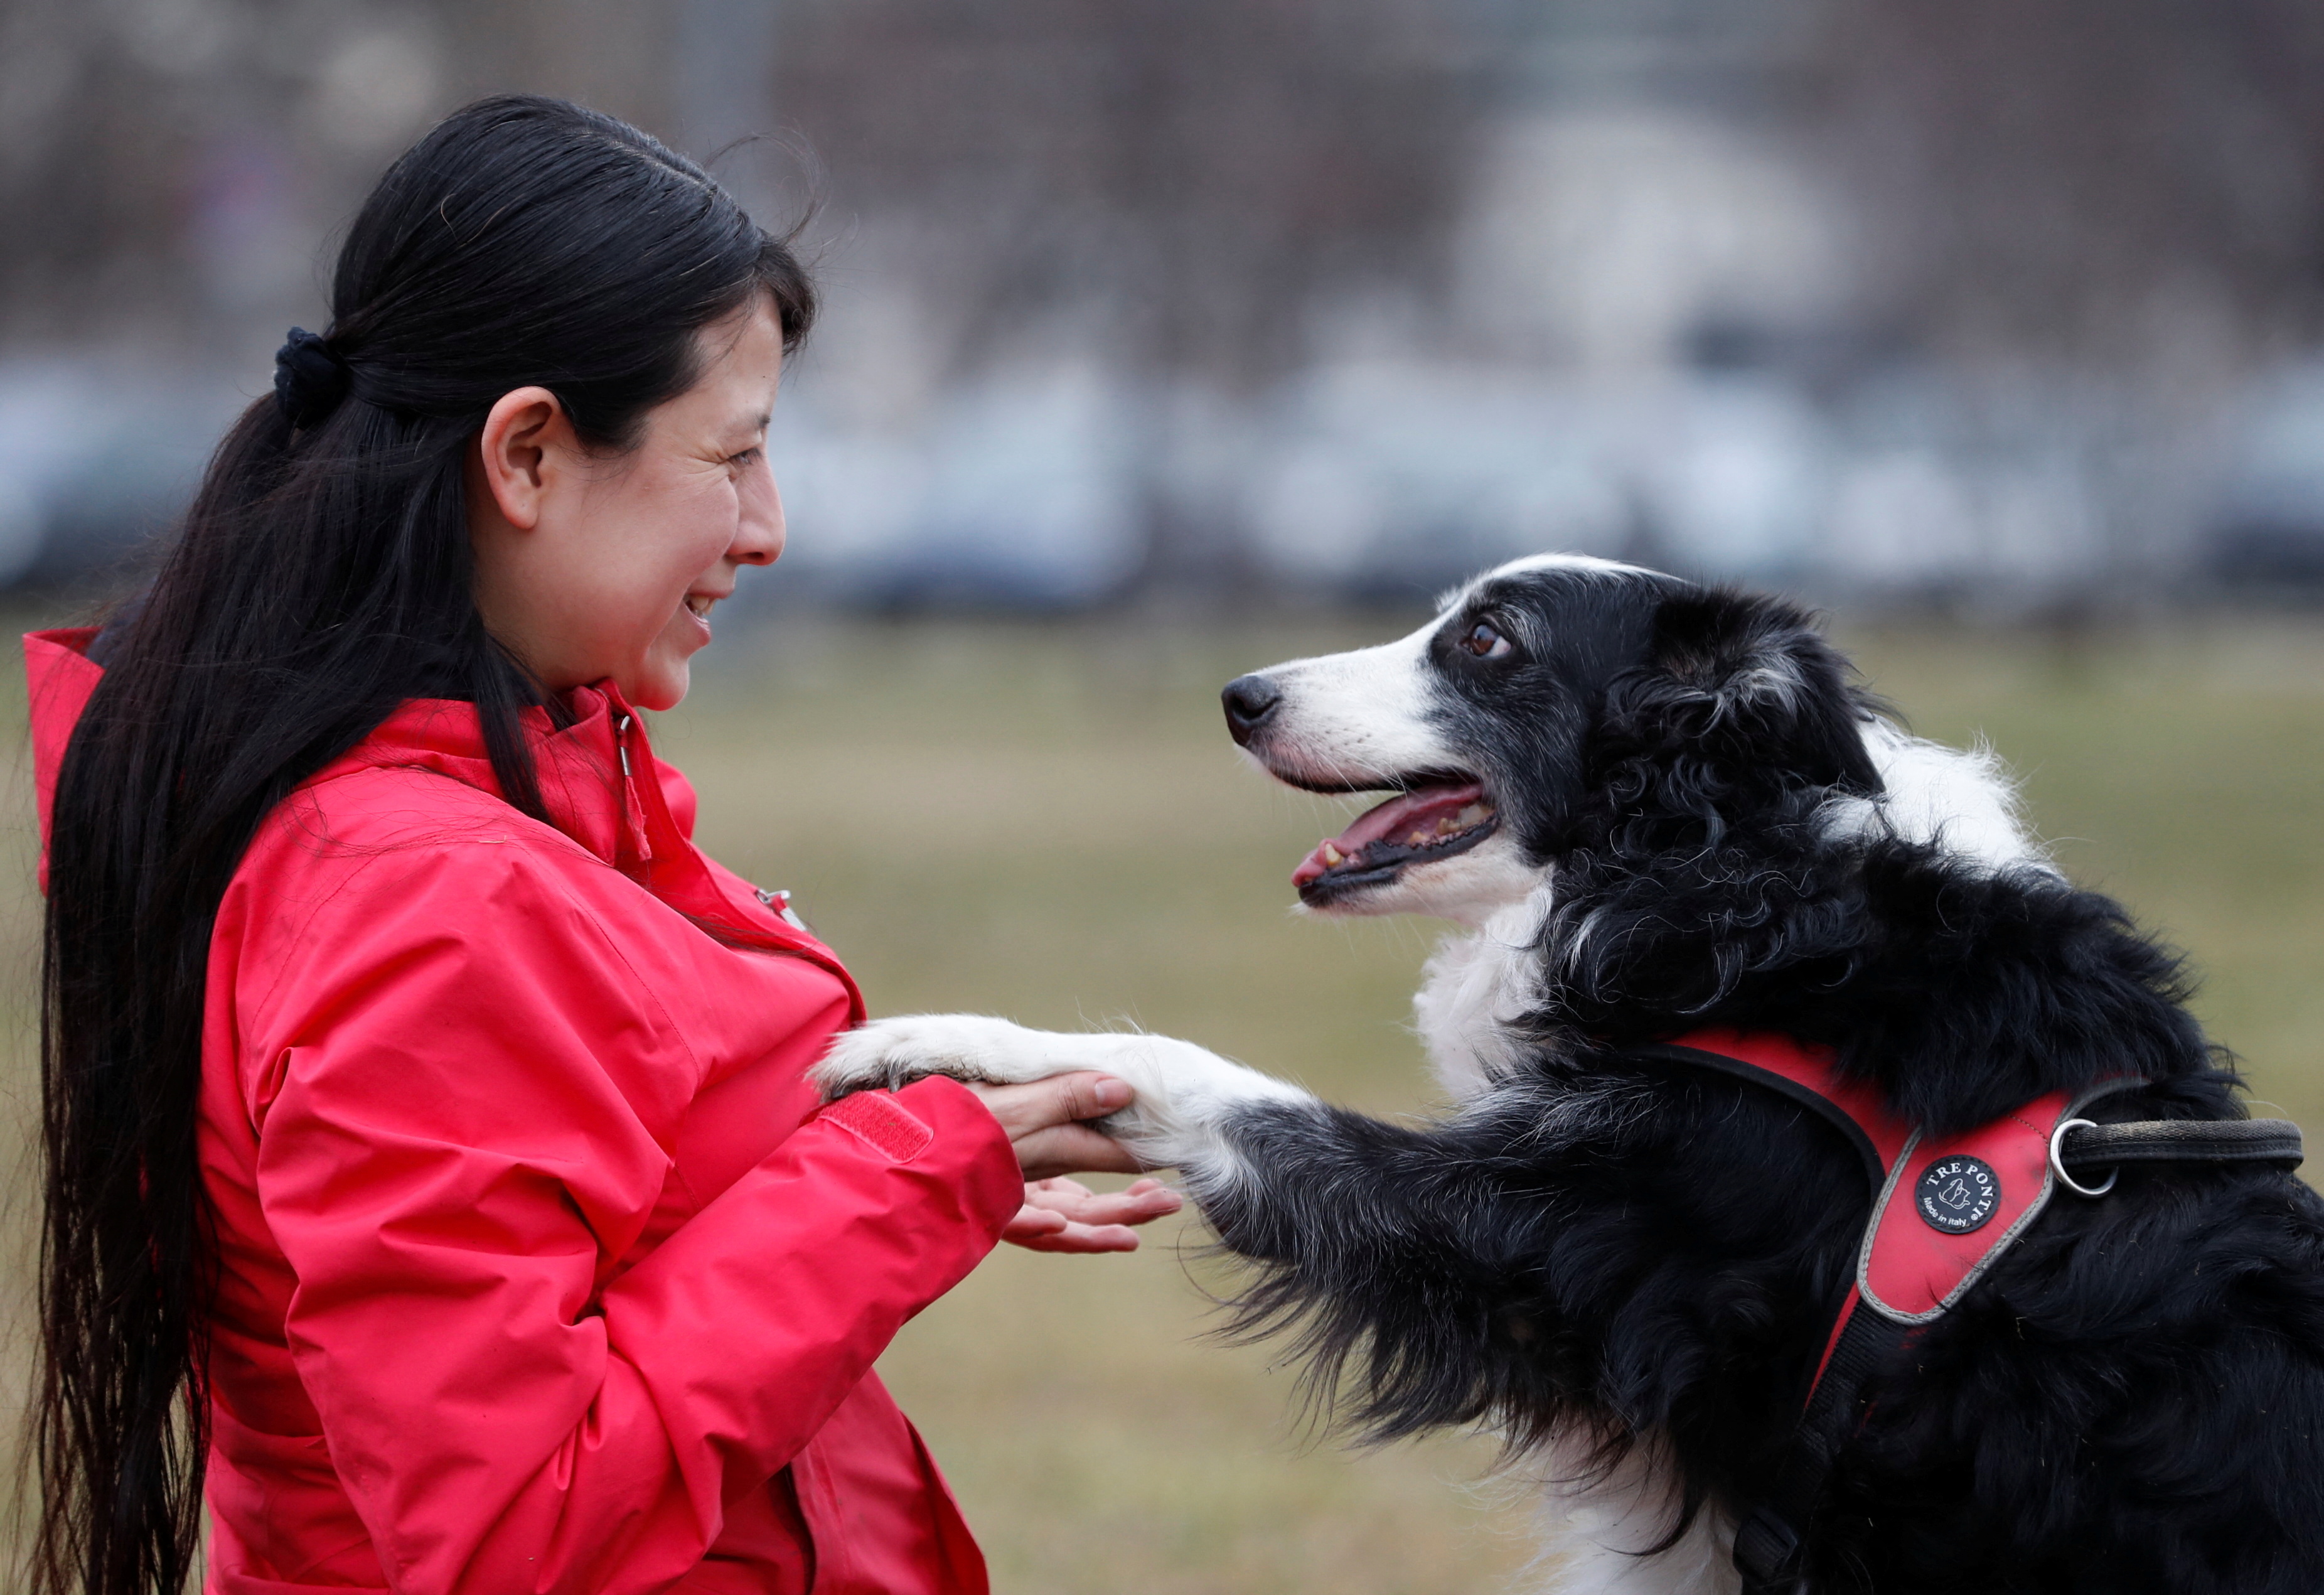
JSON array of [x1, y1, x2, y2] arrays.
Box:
[[1915, 1155, 2001, 1233]]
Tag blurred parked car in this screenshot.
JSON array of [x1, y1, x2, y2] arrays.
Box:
[[0, 360, 246, 593], [2207, 360, 2324, 591]]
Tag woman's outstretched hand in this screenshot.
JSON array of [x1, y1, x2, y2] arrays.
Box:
[[965, 1072, 1186, 1252], [1001, 1176, 1182, 1253]]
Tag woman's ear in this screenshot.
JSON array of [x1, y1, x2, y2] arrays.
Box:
[[474, 387, 570, 532]]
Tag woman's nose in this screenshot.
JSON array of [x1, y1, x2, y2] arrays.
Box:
[[734, 463, 785, 566]]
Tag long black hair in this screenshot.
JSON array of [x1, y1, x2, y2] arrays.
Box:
[[33, 95, 814, 1595]]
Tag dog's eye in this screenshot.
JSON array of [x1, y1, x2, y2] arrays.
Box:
[[1460, 620, 1511, 660]]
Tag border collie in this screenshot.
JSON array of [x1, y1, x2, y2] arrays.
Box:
[[820, 556, 2324, 1594]]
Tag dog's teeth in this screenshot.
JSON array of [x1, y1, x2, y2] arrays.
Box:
[[1321, 842, 1346, 866], [1456, 803, 1487, 827]]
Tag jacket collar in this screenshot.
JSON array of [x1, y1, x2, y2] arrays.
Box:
[[24, 628, 854, 1003], [317, 683, 655, 872], [30, 624, 656, 876], [26, 629, 103, 879]]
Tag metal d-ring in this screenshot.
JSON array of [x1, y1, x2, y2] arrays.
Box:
[[2049, 1117, 2119, 1198]]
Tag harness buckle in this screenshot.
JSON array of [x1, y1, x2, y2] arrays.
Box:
[[2048, 1117, 2119, 1198]]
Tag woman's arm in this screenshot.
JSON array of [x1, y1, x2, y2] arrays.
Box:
[[244, 839, 1025, 1595]]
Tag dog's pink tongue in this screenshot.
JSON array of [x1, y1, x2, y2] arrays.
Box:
[[1293, 783, 1487, 887]]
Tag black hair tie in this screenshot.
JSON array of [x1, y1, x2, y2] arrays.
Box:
[[273, 327, 352, 429]]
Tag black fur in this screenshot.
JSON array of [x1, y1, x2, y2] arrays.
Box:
[[1204, 567, 2324, 1593]]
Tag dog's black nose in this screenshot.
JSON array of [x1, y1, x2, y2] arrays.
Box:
[[1221, 674, 1282, 744]]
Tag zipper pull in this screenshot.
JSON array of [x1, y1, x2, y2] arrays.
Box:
[[755, 886, 809, 930], [613, 714, 653, 863]]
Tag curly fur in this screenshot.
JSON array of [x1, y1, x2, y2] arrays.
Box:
[[1189, 563, 2324, 1593], [828, 558, 2324, 1593]]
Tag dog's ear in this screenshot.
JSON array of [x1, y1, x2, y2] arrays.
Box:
[[1597, 589, 1880, 810]]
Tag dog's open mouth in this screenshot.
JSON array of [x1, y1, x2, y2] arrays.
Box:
[[1293, 781, 1499, 903]]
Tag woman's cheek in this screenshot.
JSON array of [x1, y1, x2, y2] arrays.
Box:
[[697, 483, 744, 569], [634, 470, 732, 583]]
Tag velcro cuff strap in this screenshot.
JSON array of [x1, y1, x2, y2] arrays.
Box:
[[819, 1090, 937, 1163]]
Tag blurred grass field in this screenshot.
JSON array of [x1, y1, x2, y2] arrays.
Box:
[[4, 608, 2323, 1592]]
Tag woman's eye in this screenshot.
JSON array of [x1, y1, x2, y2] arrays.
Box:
[[1461, 620, 1511, 659], [727, 448, 762, 468]]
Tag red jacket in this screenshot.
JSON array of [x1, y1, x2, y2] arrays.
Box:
[[26, 630, 1023, 1595]]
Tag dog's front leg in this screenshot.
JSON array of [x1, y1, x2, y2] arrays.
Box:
[[816, 1014, 1315, 1171]]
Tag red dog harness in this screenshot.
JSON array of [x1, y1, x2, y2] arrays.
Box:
[[1656, 1029, 2135, 1351], [1641, 1029, 2304, 1594]]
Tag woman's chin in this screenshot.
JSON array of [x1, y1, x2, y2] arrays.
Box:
[[629, 669, 688, 711], [627, 629, 707, 710], [613, 653, 690, 711]]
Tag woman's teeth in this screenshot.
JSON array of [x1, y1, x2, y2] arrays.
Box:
[[685, 595, 713, 618]]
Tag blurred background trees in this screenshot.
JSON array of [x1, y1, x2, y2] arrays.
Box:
[[4, 0, 2324, 606]]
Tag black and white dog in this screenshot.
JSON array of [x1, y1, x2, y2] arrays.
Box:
[[820, 556, 2324, 1594]]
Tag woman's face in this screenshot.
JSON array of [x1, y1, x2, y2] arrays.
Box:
[[468, 299, 787, 711]]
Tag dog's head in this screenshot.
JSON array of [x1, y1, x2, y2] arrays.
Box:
[[1223, 556, 1888, 923]]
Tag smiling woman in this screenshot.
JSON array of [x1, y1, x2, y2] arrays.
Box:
[[29, 95, 1172, 1595], [465, 301, 787, 710]]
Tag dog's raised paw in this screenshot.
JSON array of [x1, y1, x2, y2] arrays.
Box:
[[812, 1014, 1047, 1100]]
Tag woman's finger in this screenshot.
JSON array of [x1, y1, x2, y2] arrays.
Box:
[[1071, 1186, 1183, 1225], [1002, 1217, 1145, 1254], [1009, 1122, 1147, 1181], [999, 1177, 1186, 1252], [965, 1073, 1132, 1142], [1021, 1176, 1099, 1205], [999, 1203, 1069, 1244], [1020, 1176, 1182, 1226]]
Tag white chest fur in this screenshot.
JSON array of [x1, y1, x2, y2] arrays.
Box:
[[1415, 889, 1553, 1102]]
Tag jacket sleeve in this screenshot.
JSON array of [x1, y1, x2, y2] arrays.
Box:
[[242, 839, 1022, 1595]]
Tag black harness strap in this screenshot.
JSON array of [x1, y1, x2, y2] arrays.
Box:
[[1732, 1307, 1908, 1592], [2059, 1117, 2304, 1173]]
